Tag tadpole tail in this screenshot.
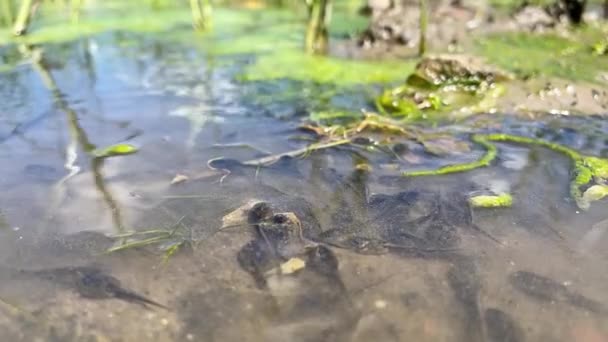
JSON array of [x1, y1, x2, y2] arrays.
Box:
[[114, 289, 170, 310]]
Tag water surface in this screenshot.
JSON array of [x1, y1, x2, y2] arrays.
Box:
[[0, 31, 607, 341]]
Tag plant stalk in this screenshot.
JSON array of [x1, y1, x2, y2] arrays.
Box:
[[13, 0, 33, 36], [190, 0, 212, 31], [305, 0, 331, 54], [418, 0, 428, 56], [0, 0, 15, 27]]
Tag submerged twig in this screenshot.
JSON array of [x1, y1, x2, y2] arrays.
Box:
[[242, 138, 352, 166]]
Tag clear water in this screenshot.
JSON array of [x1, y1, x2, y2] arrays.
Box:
[[0, 32, 607, 341]]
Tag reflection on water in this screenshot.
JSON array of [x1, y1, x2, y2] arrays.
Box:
[[0, 33, 607, 341]]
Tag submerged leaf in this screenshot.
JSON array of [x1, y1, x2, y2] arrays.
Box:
[[91, 143, 138, 158]]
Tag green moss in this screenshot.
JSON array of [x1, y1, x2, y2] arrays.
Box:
[[475, 32, 608, 83], [469, 193, 513, 208], [241, 48, 416, 85]]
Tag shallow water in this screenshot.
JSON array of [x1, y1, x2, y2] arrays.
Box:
[[0, 31, 607, 342]]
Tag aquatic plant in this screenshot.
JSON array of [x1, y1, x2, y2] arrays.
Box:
[[190, 0, 212, 31], [403, 133, 608, 210], [403, 134, 497, 176], [13, 0, 33, 35], [376, 56, 510, 121], [305, 0, 331, 54]]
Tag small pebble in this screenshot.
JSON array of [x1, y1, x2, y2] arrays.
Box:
[[566, 84, 575, 94], [374, 300, 387, 309]]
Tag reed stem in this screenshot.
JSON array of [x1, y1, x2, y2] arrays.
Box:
[[418, 0, 428, 56], [305, 0, 331, 54], [13, 0, 33, 36], [190, 0, 212, 31], [0, 0, 15, 27]]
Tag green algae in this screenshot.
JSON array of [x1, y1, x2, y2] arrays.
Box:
[[401, 133, 608, 210], [481, 134, 608, 210], [376, 56, 510, 121], [0, 2, 415, 85], [375, 83, 505, 121], [0, 10, 192, 45], [241, 49, 416, 85], [475, 32, 608, 83], [469, 193, 513, 208]]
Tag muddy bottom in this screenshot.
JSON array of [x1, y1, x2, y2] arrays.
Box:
[[0, 31, 607, 342]]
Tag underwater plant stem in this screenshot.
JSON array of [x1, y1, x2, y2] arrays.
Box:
[[481, 134, 608, 210], [305, 0, 331, 54], [403, 134, 497, 177], [418, 0, 428, 56], [482, 134, 581, 160], [13, 0, 33, 35]]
